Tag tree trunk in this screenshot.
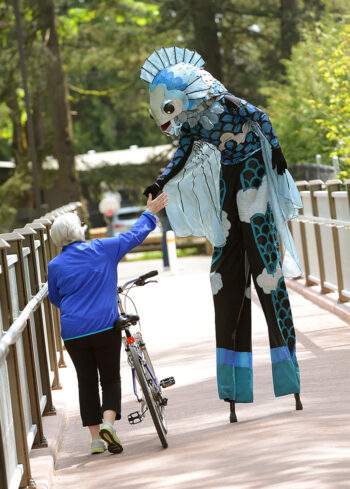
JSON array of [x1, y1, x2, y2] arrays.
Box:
[[36, 0, 81, 205], [7, 90, 27, 169], [32, 90, 46, 166], [191, 0, 222, 81], [280, 0, 299, 60]]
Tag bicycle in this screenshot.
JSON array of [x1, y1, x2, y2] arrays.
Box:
[[115, 270, 175, 448]]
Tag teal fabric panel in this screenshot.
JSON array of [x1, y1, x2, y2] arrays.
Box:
[[272, 359, 300, 397], [217, 364, 235, 400], [235, 367, 254, 403], [217, 364, 253, 403]]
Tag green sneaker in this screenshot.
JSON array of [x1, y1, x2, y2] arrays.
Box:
[[91, 439, 106, 455], [99, 422, 123, 454]]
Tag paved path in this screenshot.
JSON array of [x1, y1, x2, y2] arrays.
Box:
[[51, 256, 350, 489]]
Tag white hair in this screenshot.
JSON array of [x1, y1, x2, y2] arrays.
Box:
[[50, 212, 85, 248]]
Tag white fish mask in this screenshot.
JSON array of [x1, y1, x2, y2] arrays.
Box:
[[140, 47, 227, 136]]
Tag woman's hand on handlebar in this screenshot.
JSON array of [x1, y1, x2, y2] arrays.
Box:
[[146, 192, 168, 215]]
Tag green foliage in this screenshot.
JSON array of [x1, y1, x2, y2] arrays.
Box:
[[0, 103, 12, 159], [1, 0, 350, 224], [0, 170, 32, 231], [263, 17, 349, 165], [315, 23, 350, 180]]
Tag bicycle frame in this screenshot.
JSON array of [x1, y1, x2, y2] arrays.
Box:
[[116, 270, 174, 447], [117, 285, 161, 404]]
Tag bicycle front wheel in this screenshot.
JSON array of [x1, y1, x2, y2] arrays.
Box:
[[129, 345, 168, 448]]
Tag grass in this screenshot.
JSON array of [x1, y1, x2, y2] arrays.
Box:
[[125, 247, 199, 262]]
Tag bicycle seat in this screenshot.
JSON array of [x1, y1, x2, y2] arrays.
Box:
[[114, 314, 140, 330]]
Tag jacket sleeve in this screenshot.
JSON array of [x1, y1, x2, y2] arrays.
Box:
[[225, 95, 287, 174], [47, 262, 61, 308], [238, 101, 280, 149], [157, 125, 194, 186], [100, 212, 157, 263]]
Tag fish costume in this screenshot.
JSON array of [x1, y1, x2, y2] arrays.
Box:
[[141, 47, 303, 421]]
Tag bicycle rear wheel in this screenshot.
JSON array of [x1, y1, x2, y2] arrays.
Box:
[[129, 345, 168, 448]]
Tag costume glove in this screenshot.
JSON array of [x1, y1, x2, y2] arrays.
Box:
[[143, 180, 164, 199], [271, 146, 288, 175]]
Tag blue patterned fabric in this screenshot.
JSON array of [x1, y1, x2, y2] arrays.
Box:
[[271, 277, 296, 355], [251, 204, 280, 275], [240, 156, 266, 190], [161, 96, 279, 179]]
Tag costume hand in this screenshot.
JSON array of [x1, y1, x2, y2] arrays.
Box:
[[143, 180, 164, 199], [272, 146, 287, 175], [146, 192, 168, 215]]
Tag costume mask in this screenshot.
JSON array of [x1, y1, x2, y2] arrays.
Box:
[[140, 46, 227, 136]]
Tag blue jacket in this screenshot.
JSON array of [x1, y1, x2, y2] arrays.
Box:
[[48, 211, 156, 340]]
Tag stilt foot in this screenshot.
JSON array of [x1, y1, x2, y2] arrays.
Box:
[[294, 393, 303, 410], [229, 400, 237, 423]]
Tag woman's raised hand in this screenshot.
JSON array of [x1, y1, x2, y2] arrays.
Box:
[[146, 192, 168, 215]]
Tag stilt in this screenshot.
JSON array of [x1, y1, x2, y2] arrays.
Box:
[[294, 393, 303, 410], [229, 400, 237, 423]]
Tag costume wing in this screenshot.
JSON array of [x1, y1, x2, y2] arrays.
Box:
[[163, 141, 226, 248], [251, 121, 303, 277]]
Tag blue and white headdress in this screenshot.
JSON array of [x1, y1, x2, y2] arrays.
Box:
[[140, 46, 227, 136]]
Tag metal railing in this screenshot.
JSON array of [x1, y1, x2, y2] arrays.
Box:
[[0, 202, 81, 489], [289, 179, 350, 303]]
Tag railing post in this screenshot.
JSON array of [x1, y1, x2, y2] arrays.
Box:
[[14, 226, 56, 416], [345, 180, 350, 213], [297, 181, 309, 283], [309, 180, 332, 294], [0, 238, 36, 489], [26, 222, 61, 390], [32, 218, 66, 370], [0, 421, 8, 489], [0, 232, 48, 449], [0, 238, 10, 489], [326, 180, 349, 303], [295, 181, 313, 285]]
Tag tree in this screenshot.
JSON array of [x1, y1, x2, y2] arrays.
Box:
[[263, 17, 349, 166], [280, 0, 299, 61], [36, 0, 81, 205], [191, 0, 222, 79], [316, 22, 350, 179]]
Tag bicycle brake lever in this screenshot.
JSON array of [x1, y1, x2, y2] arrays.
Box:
[[144, 280, 158, 285]]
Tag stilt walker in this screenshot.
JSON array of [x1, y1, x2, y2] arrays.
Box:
[[141, 47, 303, 422]]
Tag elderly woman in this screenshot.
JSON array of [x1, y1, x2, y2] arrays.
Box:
[[47, 193, 168, 455]]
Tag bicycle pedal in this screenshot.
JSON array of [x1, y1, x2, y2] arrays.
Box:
[[127, 411, 144, 424], [160, 377, 175, 388]]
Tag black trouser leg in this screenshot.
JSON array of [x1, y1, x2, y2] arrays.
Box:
[[236, 152, 300, 397], [64, 328, 122, 426], [212, 151, 300, 403], [94, 329, 122, 418], [211, 164, 253, 402]]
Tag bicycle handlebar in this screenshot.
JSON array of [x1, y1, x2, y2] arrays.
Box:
[[118, 270, 158, 293], [139, 270, 158, 281]]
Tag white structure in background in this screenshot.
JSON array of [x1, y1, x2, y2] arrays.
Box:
[[98, 191, 121, 217], [166, 230, 178, 273], [42, 144, 175, 171]]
